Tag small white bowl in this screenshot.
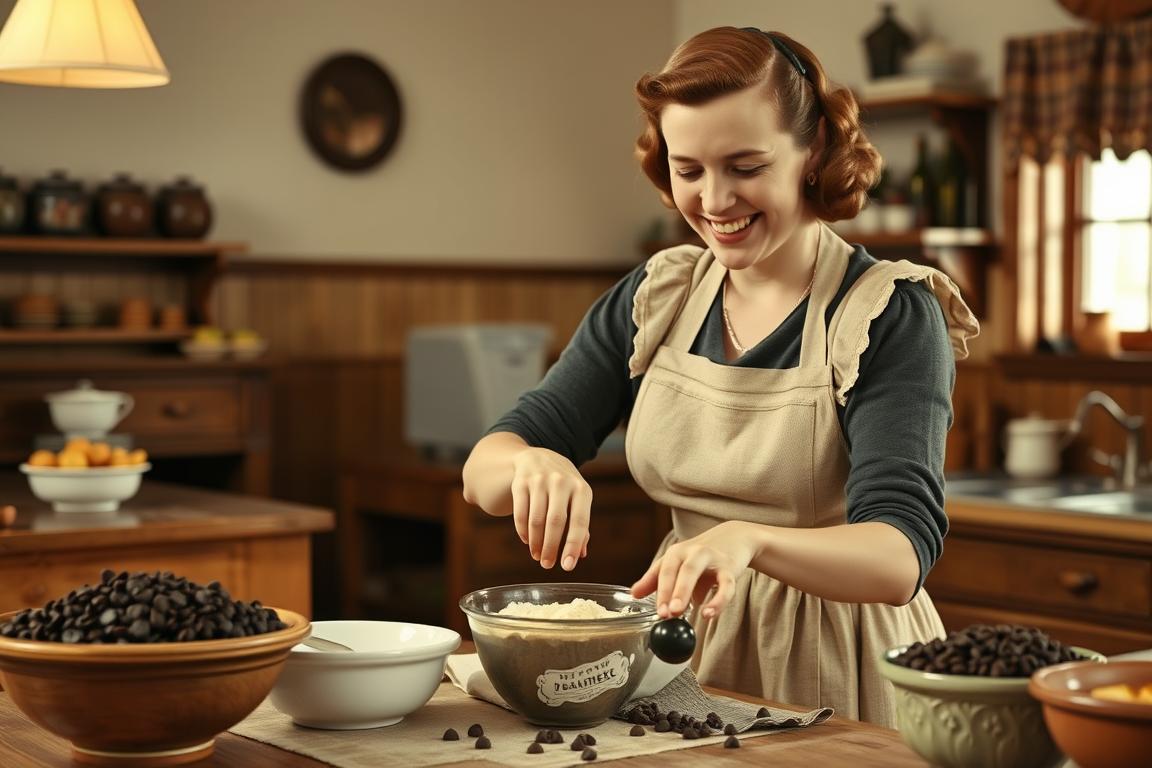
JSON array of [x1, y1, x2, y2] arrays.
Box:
[[632, 655, 691, 699], [229, 340, 268, 360], [20, 463, 150, 514], [180, 340, 227, 361], [268, 620, 461, 729]]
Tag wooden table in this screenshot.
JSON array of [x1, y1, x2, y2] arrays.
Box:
[[339, 455, 669, 634], [0, 685, 926, 767], [0, 474, 333, 617]]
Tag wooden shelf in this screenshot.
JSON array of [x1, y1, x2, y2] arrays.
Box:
[[996, 353, 1152, 383], [859, 93, 998, 115], [0, 329, 188, 344], [844, 228, 998, 249], [0, 236, 246, 258]]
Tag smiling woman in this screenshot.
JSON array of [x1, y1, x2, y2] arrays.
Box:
[[462, 25, 980, 728]]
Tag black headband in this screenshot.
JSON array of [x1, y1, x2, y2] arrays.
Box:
[[742, 27, 812, 84]]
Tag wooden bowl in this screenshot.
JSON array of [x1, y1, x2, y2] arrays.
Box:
[[0, 607, 309, 766], [1029, 660, 1152, 768]]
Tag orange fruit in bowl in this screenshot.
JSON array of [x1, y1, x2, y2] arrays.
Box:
[[128, 449, 149, 466], [57, 449, 89, 469], [27, 449, 57, 468], [86, 442, 112, 467], [63, 437, 91, 454], [109, 447, 132, 467]]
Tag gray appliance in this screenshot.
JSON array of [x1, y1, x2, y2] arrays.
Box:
[[405, 323, 553, 460]]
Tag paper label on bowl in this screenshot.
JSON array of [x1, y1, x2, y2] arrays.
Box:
[[536, 651, 634, 706]]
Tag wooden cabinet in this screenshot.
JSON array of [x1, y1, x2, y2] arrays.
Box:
[[0, 358, 271, 495], [927, 498, 1152, 654], [338, 455, 669, 635]]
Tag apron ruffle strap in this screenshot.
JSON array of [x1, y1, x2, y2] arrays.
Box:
[[628, 244, 709, 378]]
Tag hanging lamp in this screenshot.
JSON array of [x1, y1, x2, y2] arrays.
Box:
[[0, 0, 169, 88]]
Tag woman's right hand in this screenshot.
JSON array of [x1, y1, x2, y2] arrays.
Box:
[[509, 447, 592, 572]]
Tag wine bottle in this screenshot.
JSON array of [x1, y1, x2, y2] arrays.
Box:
[[936, 139, 968, 228], [908, 135, 935, 228]]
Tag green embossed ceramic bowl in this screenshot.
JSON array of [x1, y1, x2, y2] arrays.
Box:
[[460, 583, 658, 728], [879, 644, 1105, 768]]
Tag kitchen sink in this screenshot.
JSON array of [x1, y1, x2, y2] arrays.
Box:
[[1045, 491, 1152, 516], [946, 475, 1152, 518], [945, 476, 1113, 504]]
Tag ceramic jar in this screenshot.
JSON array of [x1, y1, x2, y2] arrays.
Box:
[[0, 168, 24, 233], [96, 173, 153, 237], [1004, 415, 1072, 480], [155, 177, 212, 239], [45, 379, 135, 439], [28, 171, 90, 236]]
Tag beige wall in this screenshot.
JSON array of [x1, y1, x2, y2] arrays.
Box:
[[0, 0, 674, 264]]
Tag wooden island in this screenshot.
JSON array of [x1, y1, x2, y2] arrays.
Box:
[[0, 474, 333, 617]]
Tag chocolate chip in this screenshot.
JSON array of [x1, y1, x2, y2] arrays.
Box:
[[475, 736, 491, 749], [570, 735, 586, 751], [724, 735, 741, 748], [756, 706, 770, 718], [548, 729, 564, 744], [534, 730, 548, 743], [629, 725, 646, 736], [467, 723, 484, 737], [527, 742, 543, 754], [581, 734, 597, 746], [581, 748, 597, 761], [442, 728, 459, 741], [723, 723, 737, 735]]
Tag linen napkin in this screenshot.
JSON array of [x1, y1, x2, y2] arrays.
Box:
[[444, 653, 832, 732]]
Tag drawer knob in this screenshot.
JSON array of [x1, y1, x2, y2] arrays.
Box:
[[163, 400, 193, 419], [1059, 570, 1099, 595]]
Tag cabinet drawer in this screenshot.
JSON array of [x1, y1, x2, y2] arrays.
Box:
[[120, 383, 240, 438], [928, 537, 1152, 619]]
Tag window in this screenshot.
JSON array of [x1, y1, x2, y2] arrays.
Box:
[[1081, 149, 1152, 331]]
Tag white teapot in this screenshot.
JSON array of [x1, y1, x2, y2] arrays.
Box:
[[1003, 414, 1073, 480], [45, 379, 134, 439]]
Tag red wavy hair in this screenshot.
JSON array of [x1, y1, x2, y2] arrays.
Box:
[[634, 27, 881, 222]]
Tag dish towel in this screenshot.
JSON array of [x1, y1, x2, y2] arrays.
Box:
[[444, 653, 832, 733]]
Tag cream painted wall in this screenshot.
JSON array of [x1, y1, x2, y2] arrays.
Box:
[[0, 0, 675, 264]]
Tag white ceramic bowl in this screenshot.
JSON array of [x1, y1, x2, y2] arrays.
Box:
[[180, 340, 227, 361], [20, 463, 150, 514], [268, 620, 461, 729], [229, 340, 268, 360], [632, 655, 691, 699]]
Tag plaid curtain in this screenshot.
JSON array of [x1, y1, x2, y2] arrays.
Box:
[[1004, 17, 1152, 166]]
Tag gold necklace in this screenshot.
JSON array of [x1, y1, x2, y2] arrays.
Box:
[[722, 272, 816, 355]]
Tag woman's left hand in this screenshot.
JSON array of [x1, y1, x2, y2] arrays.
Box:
[[630, 521, 758, 620]]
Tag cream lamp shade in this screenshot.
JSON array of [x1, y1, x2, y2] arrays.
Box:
[[0, 0, 169, 88]]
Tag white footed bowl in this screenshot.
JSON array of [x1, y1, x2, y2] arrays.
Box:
[[269, 620, 461, 729], [20, 463, 150, 514]]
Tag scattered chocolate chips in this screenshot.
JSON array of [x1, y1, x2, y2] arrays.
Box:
[[629, 725, 646, 736], [580, 733, 597, 746], [892, 623, 1083, 677], [581, 748, 597, 761], [441, 727, 459, 741], [475, 736, 491, 749], [534, 730, 549, 743], [724, 735, 741, 748], [547, 729, 564, 744], [527, 742, 543, 754], [570, 735, 586, 751], [0, 569, 285, 644], [623, 701, 727, 736], [723, 723, 737, 735], [756, 707, 770, 718], [467, 723, 484, 737]]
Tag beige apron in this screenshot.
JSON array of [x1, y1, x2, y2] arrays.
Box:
[[624, 224, 978, 727]]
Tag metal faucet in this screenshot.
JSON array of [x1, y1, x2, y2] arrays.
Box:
[[1067, 390, 1145, 489]]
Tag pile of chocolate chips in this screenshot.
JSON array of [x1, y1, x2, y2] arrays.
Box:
[[891, 623, 1083, 677], [0, 569, 285, 643], [624, 701, 731, 741]]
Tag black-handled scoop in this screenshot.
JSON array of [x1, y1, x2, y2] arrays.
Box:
[[650, 617, 696, 664]]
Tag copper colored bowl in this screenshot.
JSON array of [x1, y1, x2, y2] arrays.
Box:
[[0, 607, 309, 766], [1029, 660, 1152, 768]]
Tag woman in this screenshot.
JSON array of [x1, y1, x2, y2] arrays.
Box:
[[462, 26, 978, 726]]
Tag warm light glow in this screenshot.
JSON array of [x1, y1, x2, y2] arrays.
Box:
[[0, 0, 169, 88]]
